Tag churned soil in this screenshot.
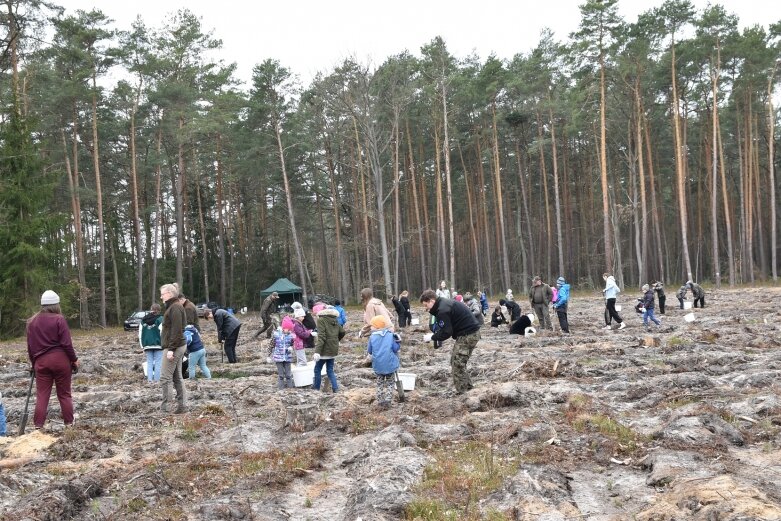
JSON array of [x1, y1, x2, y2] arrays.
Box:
[[1, 286, 780, 520]]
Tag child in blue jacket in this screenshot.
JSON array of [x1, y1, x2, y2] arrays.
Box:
[[367, 315, 401, 409]]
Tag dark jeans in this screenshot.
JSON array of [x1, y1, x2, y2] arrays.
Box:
[[605, 298, 623, 325], [313, 358, 338, 392], [694, 296, 705, 308], [34, 350, 74, 427], [678, 297, 685, 309], [658, 295, 666, 314], [398, 312, 410, 328], [223, 325, 241, 363], [556, 304, 570, 333]]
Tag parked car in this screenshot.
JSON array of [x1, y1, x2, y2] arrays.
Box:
[[309, 294, 338, 306], [196, 302, 221, 317], [124, 310, 149, 331]]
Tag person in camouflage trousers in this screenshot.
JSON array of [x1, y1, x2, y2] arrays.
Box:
[[420, 289, 481, 394]]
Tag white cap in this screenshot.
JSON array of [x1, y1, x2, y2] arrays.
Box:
[[294, 308, 305, 318], [41, 290, 60, 305]]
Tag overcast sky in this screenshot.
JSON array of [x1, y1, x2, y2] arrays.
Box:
[[53, 0, 775, 88]]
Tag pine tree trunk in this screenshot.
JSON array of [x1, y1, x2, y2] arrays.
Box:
[[711, 56, 721, 287], [717, 115, 735, 286], [325, 136, 349, 299], [599, 53, 613, 272], [671, 40, 693, 281], [353, 117, 372, 287], [549, 106, 564, 277], [458, 141, 482, 288], [635, 85, 649, 283], [768, 72, 778, 281], [151, 128, 162, 300], [441, 81, 456, 290], [275, 120, 308, 304], [63, 128, 89, 328], [194, 159, 210, 302], [406, 120, 427, 290], [536, 111, 553, 279], [393, 117, 401, 291], [175, 116, 185, 287], [90, 84, 107, 327], [434, 124, 447, 282], [492, 103, 511, 289], [129, 93, 143, 311], [216, 134, 226, 304]]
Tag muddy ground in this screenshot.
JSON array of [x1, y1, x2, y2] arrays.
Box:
[[1, 287, 780, 521]]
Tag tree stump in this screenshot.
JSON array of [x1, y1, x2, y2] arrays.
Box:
[[284, 404, 320, 432], [641, 336, 661, 348]]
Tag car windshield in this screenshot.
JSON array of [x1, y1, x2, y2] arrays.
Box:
[[132, 311, 146, 319]]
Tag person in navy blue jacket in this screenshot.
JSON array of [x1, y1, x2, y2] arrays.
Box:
[[367, 315, 401, 409]]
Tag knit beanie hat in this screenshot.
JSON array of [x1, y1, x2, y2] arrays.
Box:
[[281, 316, 295, 331], [455, 295, 463, 302], [556, 276, 566, 285], [370, 315, 391, 329], [41, 290, 60, 305], [312, 303, 326, 315], [291, 302, 303, 310], [294, 308, 306, 319]]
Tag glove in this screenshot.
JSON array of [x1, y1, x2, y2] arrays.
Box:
[[423, 333, 433, 343], [266, 357, 273, 364], [393, 333, 401, 343], [357, 330, 363, 338], [313, 353, 321, 362], [310, 331, 318, 337], [639, 307, 646, 313]]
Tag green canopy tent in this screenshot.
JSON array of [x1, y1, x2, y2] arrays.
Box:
[[260, 278, 303, 308]]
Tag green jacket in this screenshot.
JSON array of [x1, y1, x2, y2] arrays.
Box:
[[529, 283, 553, 305], [314, 308, 345, 358], [162, 298, 186, 349]]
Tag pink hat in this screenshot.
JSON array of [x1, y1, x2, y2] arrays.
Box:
[[312, 303, 326, 315], [281, 316, 295, 331], [455, 295, 463, 302]]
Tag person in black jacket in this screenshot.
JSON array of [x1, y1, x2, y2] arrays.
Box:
[[205, 308, 241, 363], [498, 299, 521, 322], [391, 294, 408, 328], [420, 289, 481, 394], [400, 290, 412, 327], [490, 306, 508, 327]]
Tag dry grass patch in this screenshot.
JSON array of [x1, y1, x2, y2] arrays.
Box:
[[231, 438, 327, 486], [406, 441, 519, 520]]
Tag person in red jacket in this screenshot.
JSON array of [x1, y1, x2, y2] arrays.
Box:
[[26, 290, 79, 429]]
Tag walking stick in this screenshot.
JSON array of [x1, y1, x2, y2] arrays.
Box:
[[18, 371, 35, 435]]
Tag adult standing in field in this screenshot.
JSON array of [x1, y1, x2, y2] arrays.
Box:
[[400, 290, 412, 327], [254, 291, 279, 339], [391, 294, 408, 328], [528, 276, 553, 330], [359, 287, 394, 337], [26, 290, 80, 429], [602, 273, 625, 330], [178, 294, 200, 331], [420, 289, 481, 395], [159, 284, 188, 414], [435, 281, 451, 299], [139, 303, 164, 383], [687, 281, 706, 308], [653, 281, 666, 314], [205, 308, 242, 363]]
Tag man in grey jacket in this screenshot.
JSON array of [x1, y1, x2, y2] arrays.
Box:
[[206, 308, 242, 363]]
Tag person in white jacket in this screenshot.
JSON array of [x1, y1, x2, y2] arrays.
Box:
[[602, 273, 625, 330]]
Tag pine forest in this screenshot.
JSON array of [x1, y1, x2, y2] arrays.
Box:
[[1, 0, 780, 337]]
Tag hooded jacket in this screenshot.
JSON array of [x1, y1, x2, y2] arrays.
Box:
[[315, 308, 345, 358], [428, 297, 480, 342], [554, 284, 570, 308], [368, 328, 400, 375], [139, 312, 163, 349], [603, 276, 621, 299], [361, 297, 394, 336]]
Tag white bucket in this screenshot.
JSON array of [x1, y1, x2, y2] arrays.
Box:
[[684, 313, 696, 323], [527, 313, 537, 323], [398, 372, 416, 391], [411, 317, 420, 325], [292, 361, 327, 387], [683, 301, 693, 310], [615, 305, 622, 312], [142, 361, 148, 377], [524, 326, 537, 337]]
